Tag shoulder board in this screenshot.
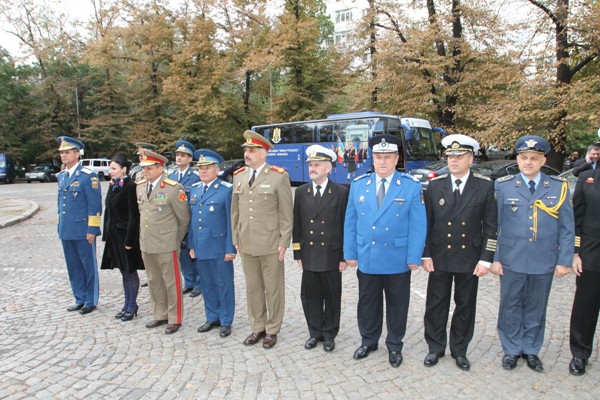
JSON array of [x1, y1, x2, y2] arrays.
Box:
[[137, 179, 147, 185], [81, 167, 92, 174], [473, 173, 491, 181], [233, 166, 247, 175], [220, 181, 232, 188], [191, 181, 202, 188], [353, 172, 371, 182], [163, 178, 177, 186], [270, 166, 286, 174], [192, 170, 200, 177], [496, 175, 514, 183], [398, 172, 420, 183], [430, 174, 448, 181], [550, 175, 567, 182]]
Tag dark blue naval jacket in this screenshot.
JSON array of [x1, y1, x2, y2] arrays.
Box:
[[494, 173, 574, 274], [57, 164, 103, 240], [187, 179, 236, 260], [344, 171, 427, 274]]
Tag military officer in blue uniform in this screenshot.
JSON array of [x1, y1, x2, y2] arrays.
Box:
[[491, 135, 574, 372], [168, 140, 201, 297], [344, 134, 427, 368], [188, 149, 237, 338], [57, 136, 103, 315]]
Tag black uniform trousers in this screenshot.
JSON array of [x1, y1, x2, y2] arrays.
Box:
[[357, 269, 411, 352], [570, 269, 600, 359], [424, 269, 478, 357], [300, 269, 342, 340]]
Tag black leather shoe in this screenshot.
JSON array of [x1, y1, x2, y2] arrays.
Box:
[[197, 321, 220, 332], [524, 354, 543, 372], [219, 326, 232, 338], [454, 355, 470, 371], [502, 354, 520, 370], [389, 351, 403, 368], [323, 338, 335, 352], [424, 353, 443, 367], [569, 357, 587, 376], [189, 289, 202, 298], [79, 306, 96, 315], [67, 304, 84, 312], [304, 337, 321, 350], [115, 310, 126, 319], [146, 319, 168, 329], [353, 345, 377, 360], [182, 288, 193, 294]]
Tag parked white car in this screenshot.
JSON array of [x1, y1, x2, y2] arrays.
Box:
[[79, 158, 111, 180]]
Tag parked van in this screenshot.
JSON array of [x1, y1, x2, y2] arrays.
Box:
[[0, 153, 17, 184], [79, 158, 110, 180]]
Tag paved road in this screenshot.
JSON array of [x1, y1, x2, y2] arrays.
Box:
[[0, 181, 597, 399]]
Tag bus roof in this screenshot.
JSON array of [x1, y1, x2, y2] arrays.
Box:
[[252, 112, 429, 129]]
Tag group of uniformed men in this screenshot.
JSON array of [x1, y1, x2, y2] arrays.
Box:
[[56, 128, 598, 376]]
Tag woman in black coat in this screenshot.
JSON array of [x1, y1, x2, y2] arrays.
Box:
[[101, 155, 144, 321]]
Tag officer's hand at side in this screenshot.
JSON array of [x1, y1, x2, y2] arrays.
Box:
[[473, 264, 489, 277], [490, 261, 503, 276], [554, 265, 571, 277], [86, 234, 96, 245], [278, 246, 286, 262], [224, 253, 236, 262], [339, 261, 346, 272], [422, 258, 434, 273], [572, 254, 582, 277], [408, 264, 420, 271], [189, 248, 195, 259], [297, 260, 303, 269], [346, 260, 358, 268]]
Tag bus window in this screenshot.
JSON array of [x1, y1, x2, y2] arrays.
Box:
[[316, 124, 335, 142], [293, 124, 313, 143]]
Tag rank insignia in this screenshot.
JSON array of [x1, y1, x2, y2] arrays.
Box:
[[396, 179, 401, 185], [213, 184, 219, 189], [366, 179, 372, 186], [439, 198, 445, 206], [328, 188, 332, 194], [543, 181, 550, 188], [515, 180, 522, 187], [586, 177, 594, 184]]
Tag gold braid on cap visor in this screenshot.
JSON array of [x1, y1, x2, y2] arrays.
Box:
[[532, 182, 568, 241]]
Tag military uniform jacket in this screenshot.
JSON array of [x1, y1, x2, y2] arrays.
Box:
[[187, 179, 236, 260], [231, 164, 293, 257], [292, 181, 349, 272], [343, 171, 427, 274], [168, 168, 200, 199], [494, 173, 574, 274], [136, 175, 190, 254], [573, 169, 600, 271], [57, 165, 102, 240], [423, 174, 498, 273]]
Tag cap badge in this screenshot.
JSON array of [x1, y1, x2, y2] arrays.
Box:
[[451, 141, 460, 149], [177, 144, 186, 152], [199, 155, 206, 162], [246, 137, 253, 145], [61, 138, 68, 147], [525, 139, 537, 148], [380, 139, 388, 148]]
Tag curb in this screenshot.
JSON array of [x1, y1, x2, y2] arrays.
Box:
[[0, 200, 40, 229]]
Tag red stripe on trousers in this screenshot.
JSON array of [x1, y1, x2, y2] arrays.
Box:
[[172, 250, 183, 324]]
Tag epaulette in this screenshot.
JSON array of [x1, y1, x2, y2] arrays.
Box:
[[550, 175, 567, 182], [430, 174, 448, 181], [353, 172, 371, 182], [163, 178, 177, 186], [191, 181, 202, 188], [192, 170, 200, 177], [496, 175, 514, 183], [137, 179, 147, 185], [81, 167, 92, 174], [473, 173, 491, 181], [270, 165, 286, 174], [398, 172, 420, 183], [233, 166, 247, 175], [220, 181, 232, 188]]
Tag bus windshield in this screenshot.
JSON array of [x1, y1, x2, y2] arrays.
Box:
[[253, 112, 443, 185]]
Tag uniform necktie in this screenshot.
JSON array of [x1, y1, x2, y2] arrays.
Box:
[[203, 183, 208, 194], [454, 179, 462, 202], [179, 172, 183, 182], [377, 178, 386, 208], [315, 185, 322, 202], [249, 169, 256, 187], [529, 180, 536, 195], [146, 183, 153, 198]]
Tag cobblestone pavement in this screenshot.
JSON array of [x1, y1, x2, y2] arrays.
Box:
[[0, 182, 598, 399]]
